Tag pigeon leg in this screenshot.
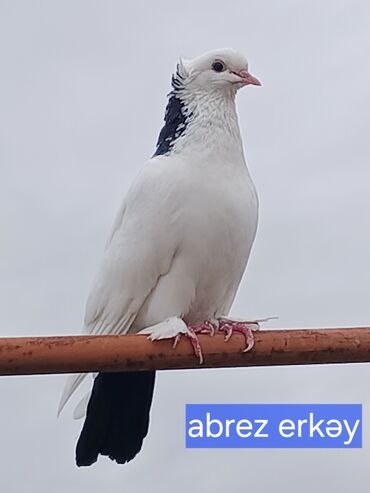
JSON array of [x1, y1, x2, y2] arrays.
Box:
[[173, 320, 218, 364], [139, 317, 218, 364], [216, 318, 262, 352]]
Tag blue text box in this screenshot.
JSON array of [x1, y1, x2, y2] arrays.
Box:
[[186, 404, 362, 448]]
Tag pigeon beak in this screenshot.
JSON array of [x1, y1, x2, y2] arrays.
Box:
[[236, 70, 262, 86]]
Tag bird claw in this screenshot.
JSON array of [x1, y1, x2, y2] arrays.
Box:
[[172, 320, 218, 364], [217, 318, 261, 352], [173, 328, 204, 364]]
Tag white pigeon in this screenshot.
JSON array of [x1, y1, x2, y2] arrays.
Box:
[[58, 48, 261, 467]]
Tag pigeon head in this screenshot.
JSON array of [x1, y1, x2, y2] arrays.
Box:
[[154, 48, 260, 157], [179, 48, 261, 92]]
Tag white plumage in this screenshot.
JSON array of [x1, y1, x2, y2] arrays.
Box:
[[58, 48, 260, 422]]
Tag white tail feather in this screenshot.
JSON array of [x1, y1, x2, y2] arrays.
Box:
[[57, 373, 88, 417], [73, 391, 91, 420]]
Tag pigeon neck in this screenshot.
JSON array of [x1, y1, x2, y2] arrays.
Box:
[[154, 86, 244, 162]]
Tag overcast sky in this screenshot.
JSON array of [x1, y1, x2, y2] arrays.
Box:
[[1, 1, 370, 492]]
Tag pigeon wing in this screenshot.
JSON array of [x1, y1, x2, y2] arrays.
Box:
[[58, 161, 179, 415]]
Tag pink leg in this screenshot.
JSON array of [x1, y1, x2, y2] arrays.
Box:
[[173, 320, 217, 364], [217, 318, 260, 352]]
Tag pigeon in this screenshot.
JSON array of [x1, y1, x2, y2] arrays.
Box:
[[58, 48, 261, 467]]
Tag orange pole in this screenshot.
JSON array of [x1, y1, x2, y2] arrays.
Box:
[[0, 327, 369, 375]]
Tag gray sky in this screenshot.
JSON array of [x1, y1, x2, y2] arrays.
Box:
[[0, 1, 370, 491]]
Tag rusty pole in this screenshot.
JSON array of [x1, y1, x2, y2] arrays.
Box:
[[0, 327, 369, 376]]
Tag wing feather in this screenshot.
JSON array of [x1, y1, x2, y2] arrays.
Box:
[[58, 160, 180, 414]]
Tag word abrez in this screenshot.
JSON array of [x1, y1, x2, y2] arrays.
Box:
[[189, 414, 268, 439]]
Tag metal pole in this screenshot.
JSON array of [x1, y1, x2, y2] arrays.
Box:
[[0, 327, 369, 375]]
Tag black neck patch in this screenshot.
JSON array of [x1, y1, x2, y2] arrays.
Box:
[[153, 68, 190, 156]]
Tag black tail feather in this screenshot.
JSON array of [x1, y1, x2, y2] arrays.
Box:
[[75, 371, 156, 467]]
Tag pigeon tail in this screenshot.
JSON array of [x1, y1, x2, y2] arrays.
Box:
[[75, 371, 156, 467]]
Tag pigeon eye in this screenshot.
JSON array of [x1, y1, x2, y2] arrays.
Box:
[[211, 60, 226, 73]]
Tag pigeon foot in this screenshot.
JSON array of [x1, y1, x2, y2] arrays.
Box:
[[173, 320, 218, 364], [139, 317, 215, 364], [216, 317, 261, 352]]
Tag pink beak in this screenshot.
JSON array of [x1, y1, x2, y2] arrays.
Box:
[[236, 70, 262, 86]]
